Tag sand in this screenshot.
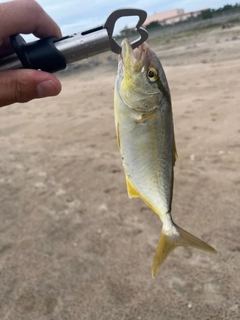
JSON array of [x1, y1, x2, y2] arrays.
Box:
[[0, 26, 240, 319]]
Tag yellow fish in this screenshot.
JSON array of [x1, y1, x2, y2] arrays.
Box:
[[114, 39, 217, 278]]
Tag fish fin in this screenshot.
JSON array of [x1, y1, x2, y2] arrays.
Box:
[[117, 122, 121, 149], [125, 177, 160, 213], [173, 138, 177, 165], [126, 176, 141, 198], [135, 112, 157, 123], [152, 223, 217, 278]]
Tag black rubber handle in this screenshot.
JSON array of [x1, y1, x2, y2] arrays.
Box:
[[10, 34, 67, 73]]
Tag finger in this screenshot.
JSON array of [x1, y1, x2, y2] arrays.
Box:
[[0, 69, 62, 107], [0, 0, 62, 45]]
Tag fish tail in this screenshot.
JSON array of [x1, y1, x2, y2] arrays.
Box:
[[152, 223, 217, 278]]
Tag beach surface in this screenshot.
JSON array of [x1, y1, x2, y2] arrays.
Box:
[[0, 26, 240, 319]]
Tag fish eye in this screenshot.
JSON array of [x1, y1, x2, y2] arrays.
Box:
[[147, 68, 158, 82]]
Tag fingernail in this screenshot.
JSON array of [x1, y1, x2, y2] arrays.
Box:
[[37, 80, 59, 98]]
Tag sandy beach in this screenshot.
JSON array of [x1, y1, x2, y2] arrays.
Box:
[[0, 26, 240, 319]]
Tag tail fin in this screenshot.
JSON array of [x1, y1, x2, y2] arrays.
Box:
[[152, 224, 217, 278]]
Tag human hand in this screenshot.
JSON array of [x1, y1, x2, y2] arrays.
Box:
[[0, 0, 62, 107]]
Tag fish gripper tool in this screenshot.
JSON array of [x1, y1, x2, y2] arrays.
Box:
[[0, 8, 148, 73]]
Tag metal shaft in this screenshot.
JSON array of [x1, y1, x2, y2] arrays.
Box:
[[54, 28, 111, 64], [0, 28, 111, 72], [0, 53, 23, 71]]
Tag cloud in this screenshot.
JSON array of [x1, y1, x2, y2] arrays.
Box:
[[0, 0, 237, 38], [38, 0, 237, 35]]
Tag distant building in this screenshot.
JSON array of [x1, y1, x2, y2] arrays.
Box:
[[144, 8, 209, 26], [144, 9, 184, 25]]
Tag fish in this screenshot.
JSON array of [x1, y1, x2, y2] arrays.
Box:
[[114, 39, 217, 278]]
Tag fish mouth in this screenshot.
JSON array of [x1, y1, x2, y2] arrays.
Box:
[[120, 38, 147, 71]]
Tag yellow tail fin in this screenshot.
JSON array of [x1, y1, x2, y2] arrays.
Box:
[[152, 225, 217, 278]]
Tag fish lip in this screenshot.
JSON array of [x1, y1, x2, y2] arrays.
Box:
[[120, 38, 147, 69]]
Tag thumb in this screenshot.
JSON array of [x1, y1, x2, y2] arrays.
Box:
[[0, 69, 61, 107]]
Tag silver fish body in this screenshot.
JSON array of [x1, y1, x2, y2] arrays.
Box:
[[114, 39, 216, 277]]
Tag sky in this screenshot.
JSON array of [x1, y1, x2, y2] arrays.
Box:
[[0, 0, 238, 39]]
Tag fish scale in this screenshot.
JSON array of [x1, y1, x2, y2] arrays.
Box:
[[114, 38, 217, 278]]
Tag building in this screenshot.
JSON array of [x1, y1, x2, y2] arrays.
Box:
[[144, 9, 184, 26], [143, 8, 209, 26]]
